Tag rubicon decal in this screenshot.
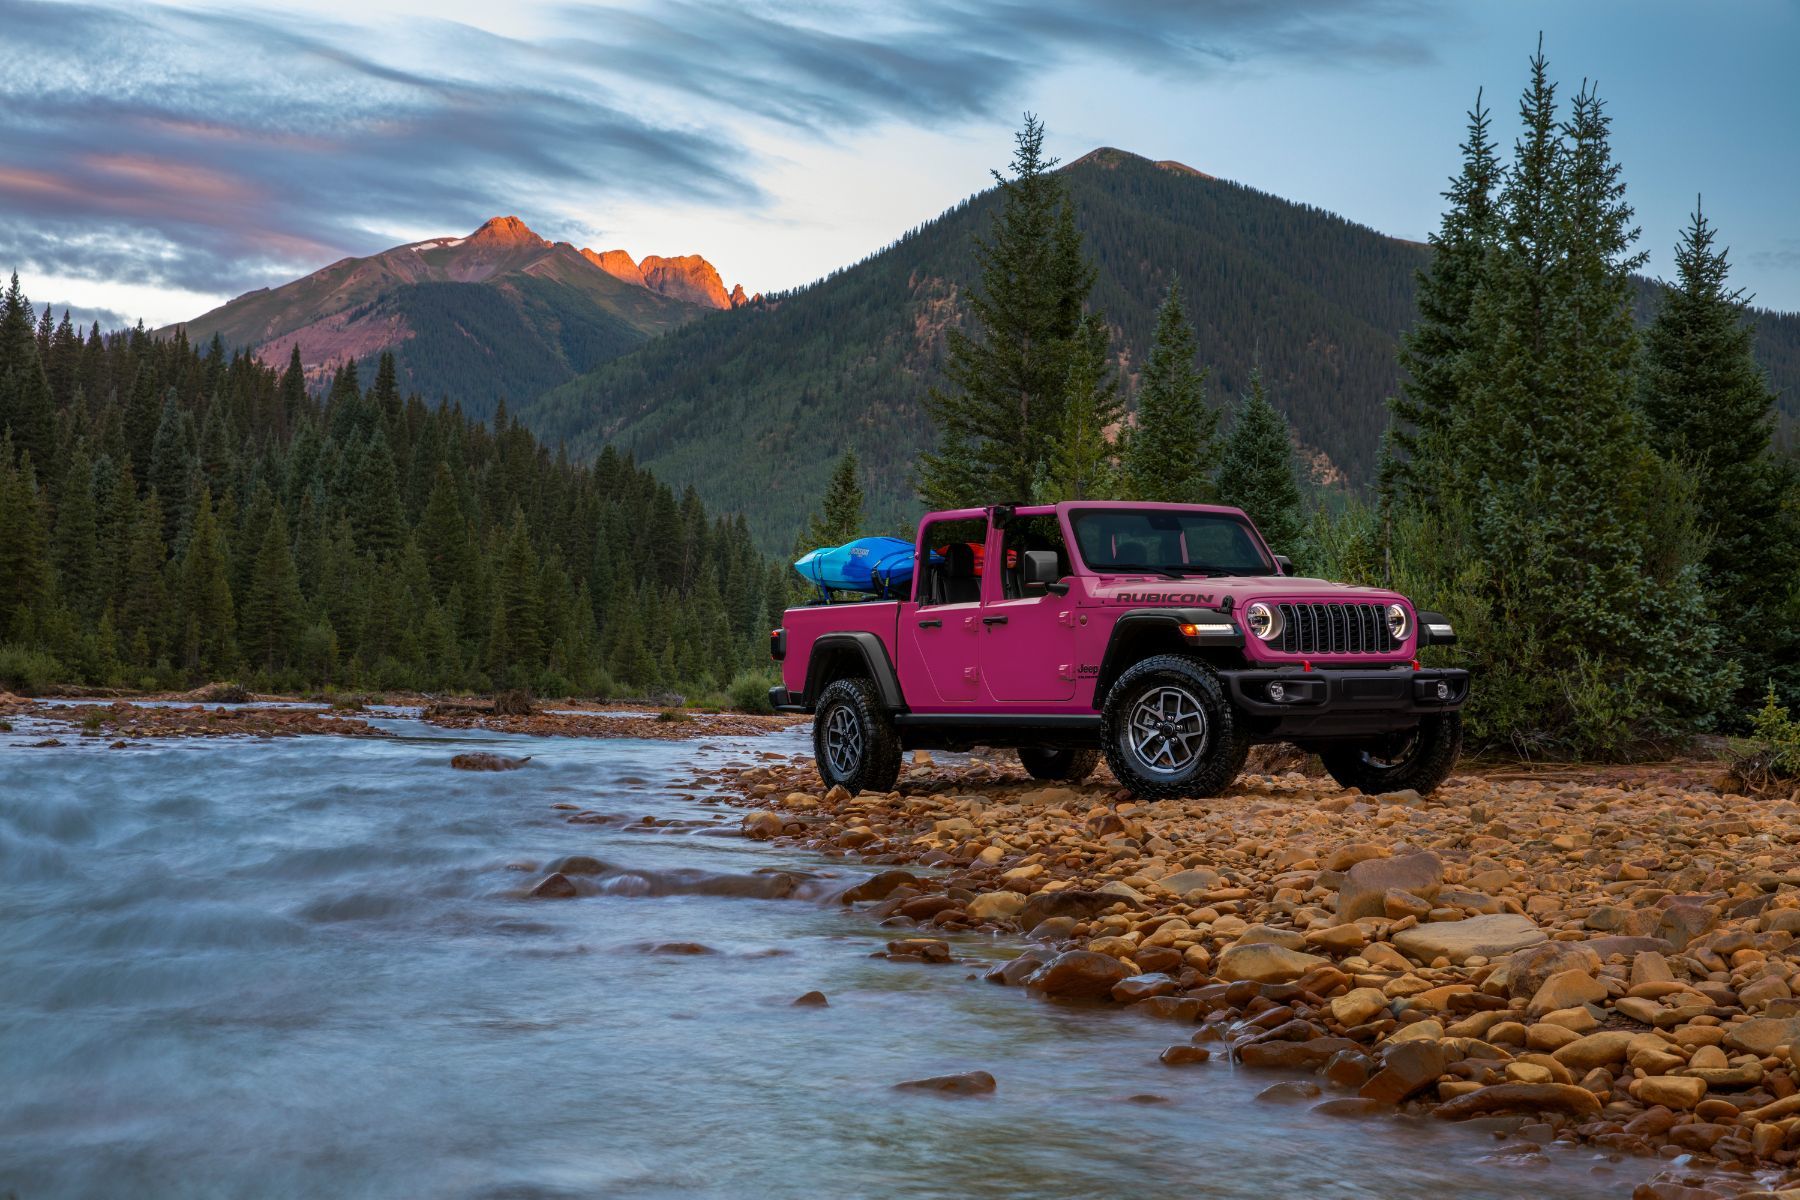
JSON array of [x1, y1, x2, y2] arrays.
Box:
[[1110, 591, 1217, 605]]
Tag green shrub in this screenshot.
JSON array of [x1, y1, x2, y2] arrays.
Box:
[[728, 669, 778, 714], [655, 708, 692, 724], [0, 644, 66, 694], [1732, 686, 1800, 790]]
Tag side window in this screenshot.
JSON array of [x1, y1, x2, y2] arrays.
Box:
[[914, 518, 988, 607], [999, 515, 1070, 600]]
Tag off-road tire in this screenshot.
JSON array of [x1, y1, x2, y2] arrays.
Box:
[[1319, 712, 1462, 796], [1100, 655, 1248, 800], [1018, 746, 1100, 783], [812, 677, 902, 795]]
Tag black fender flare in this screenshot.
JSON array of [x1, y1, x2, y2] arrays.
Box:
[[1416, 609, 1457, 647], [803, 632, 906, 712], [1093, 607, 1244, 706]]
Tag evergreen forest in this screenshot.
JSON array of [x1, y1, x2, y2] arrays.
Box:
[[0, 302, 787, 702]]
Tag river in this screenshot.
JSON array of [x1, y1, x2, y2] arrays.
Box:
[[0, 708, 1649, 1199]]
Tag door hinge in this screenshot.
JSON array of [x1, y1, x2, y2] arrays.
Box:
[[962, 666, 979, 682]]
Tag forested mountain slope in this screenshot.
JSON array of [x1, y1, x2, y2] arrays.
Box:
[[167, 217, 750, 423], [523, 149, 1800, 549]]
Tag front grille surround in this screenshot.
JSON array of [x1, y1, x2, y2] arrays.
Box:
[[1273, 601, 1399, 656]]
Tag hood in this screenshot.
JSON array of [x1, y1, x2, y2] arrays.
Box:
[[1081, 573, 1407, 610]]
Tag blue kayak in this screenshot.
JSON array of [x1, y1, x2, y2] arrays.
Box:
[[794, 537, 918, 598]]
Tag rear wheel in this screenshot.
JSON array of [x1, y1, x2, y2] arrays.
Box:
[[1318, 712, 1462, 795], [812, 677, 902, 795], [1100, 655, 1248, 799], [1018, 746, 1099, 783]]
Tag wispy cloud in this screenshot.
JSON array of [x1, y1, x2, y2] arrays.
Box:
[[0, 0, 1438, 300]]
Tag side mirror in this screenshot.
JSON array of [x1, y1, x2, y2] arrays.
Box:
[[1021, 550, 1068, 595], [1273, 555, 1293, 575]]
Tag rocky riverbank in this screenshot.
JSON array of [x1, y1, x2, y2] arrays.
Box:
[[706, 749, 1800, 1200], [3, 698, 388, 741]]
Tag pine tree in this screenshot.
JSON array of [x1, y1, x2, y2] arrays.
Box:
[[52, 445, 99, 620], [149, 392, 192, 545], [1216, 372, 1304, 553], [486, 510, 543, 686], [1387, 91, 1501, 509], [0, 274, 56, 470], [240, 503, 302, 672], [119, 489, 169, 663], [1037, 316, 1122, 501], [1123, 279, 1217, 502], [918, 116, 1100, 504], [417, 461, 472, 595], [279, 344, 307, 433], [349, 424, 405, 560], [802, 451, 865, 548], [0, 441, 52, 641], [177, 487, 238, 677], [1639, 204, 1800, 705]]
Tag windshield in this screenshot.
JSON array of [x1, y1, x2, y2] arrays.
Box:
[[1070, 509, 1275, 576]]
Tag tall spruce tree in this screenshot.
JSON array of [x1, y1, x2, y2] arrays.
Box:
[[52, 446, 100, 621], [177, 487, 238, 676], [1216, 373, 1304, 554], [1388, 91, 1501, 507], [0, 439, 52, 641], [1123, 279, 1217, 502], [918, 116, 1100, 506], [803, 451, 865, 548], [240, 504, 302, 672], [1639, 205, 1800, 706], [1037, 316, 1122, 501], [1440, 54, 1732, 751]]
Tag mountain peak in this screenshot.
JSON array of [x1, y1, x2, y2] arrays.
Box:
[[1068, 147, 1213, 180], [470, 215, 544, 246]]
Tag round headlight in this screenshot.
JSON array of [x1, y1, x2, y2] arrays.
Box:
[[1386, 603, 1409, 642], [1245, 601, 1283, 642]]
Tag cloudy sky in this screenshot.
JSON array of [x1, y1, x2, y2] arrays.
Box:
[[5, 0, 1797, 328]]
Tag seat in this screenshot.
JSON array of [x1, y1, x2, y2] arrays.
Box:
[[941, 542, 981, 604]]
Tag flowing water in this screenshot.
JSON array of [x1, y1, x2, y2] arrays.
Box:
[[0, 711, 1650, 1199]]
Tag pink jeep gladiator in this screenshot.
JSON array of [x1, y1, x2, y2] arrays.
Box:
[[770, 502, 1467, 799]]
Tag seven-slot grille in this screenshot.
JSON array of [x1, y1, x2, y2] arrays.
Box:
[[1274, 601, 1398, 655]]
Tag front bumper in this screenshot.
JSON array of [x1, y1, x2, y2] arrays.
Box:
[[1223, 667, 1469, 740]]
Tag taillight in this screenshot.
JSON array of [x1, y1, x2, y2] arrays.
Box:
[[770, 629, 786, 661]]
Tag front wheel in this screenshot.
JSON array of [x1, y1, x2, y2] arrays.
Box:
[[1018, 746, 1099, 783], [1100, 655, 1248, 799], [812, 677, 902, 795], [1318, 712, 1462, 795]]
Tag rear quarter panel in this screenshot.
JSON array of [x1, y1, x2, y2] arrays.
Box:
[[780, 602, 902, 697]]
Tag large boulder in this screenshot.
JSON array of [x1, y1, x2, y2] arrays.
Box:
[[1024, 950, 1133, 1000], [1723, 1016, 1800, 1056], [1336, 850, 1443, 921], [1019, 889, 1120, 931], [1217, 943, 1331, 984], [1551, 1030, 1635, 1070], [966, 891, 1027, 921], [1155, 867, 1222, 896], [1359, 1040, 1448, 1104], [1432, 1083, 1602, 1120], [893, 1070, 996, 1095], [1527, 968, 1608, 1017], [1506, 941, 1601, 1000], [1392, 913, 1545, 964]]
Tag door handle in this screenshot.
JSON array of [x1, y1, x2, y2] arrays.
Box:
[[917, 619, 942, 628], [982, 615, 1009, 626]]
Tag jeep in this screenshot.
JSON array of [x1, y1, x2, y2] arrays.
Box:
[[769, 502, 1468, 799]]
